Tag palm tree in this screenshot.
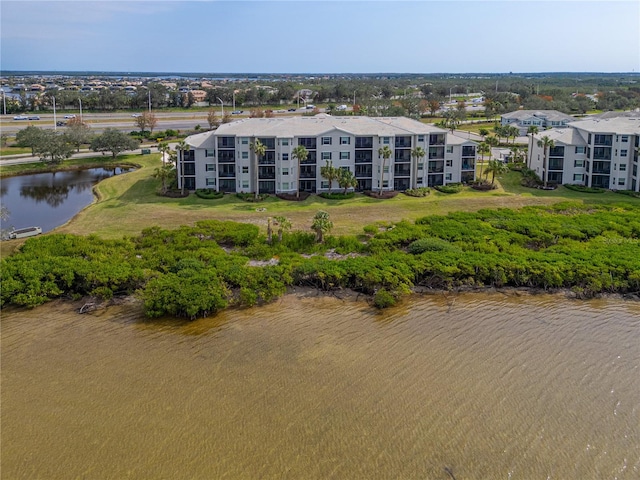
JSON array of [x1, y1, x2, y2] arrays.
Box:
[[411, 146, 426, 188], [157, 141, 170, 164], [153, 164, 173, 194], [337, 168, 358, 194], [537, 135, 555, 188], [273, 216, 291, 242], [291, 144, 308, 199], [484, 159, 509, 185], [311, 210, 333, 243], [320, 160, 339, 194], [175, 140, 188, 194], [378, 145, 392, 195], [477, 142, 491, 181], [478, 128, 490, 140], [508, 125, 520, 144], [527, 126, 539, 168], [250, 139, 266, 199]]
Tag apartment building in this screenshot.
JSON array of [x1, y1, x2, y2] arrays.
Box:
[[529, 116, 640, 191], [501, 110, 576, 136], [180, 114, 476, 194]]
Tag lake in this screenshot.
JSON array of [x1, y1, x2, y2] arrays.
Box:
[[0, 167, 132, 236], [2, 292, 638, 479]]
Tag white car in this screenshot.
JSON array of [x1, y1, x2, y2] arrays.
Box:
[[13, 115, 28, 120], [336, 105, 348, 111], [64, 114, 76, 119], [131, 113, 142, 118]]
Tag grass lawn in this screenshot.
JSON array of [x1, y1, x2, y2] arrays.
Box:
[[43, 155, 639, 243], [0, 146, 32, 156]]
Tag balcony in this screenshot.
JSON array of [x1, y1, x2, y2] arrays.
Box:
[[594, 135, 613, 146], [355, 165, 372, 177], [219, 171, 235, 178], [298, 138, 316, 149], [462, 146, 476, 157], [217, 137, 235, 149], [258, 167, 275, 180], [355, 137, 373, 149], [218, 151, 235, 163], [462, 160, 475, 170], [548, 159, 564, 171], [429, 134, 445, 146], [429, 147, 444, 160], [428, 160, 444, 174], [395, 150, 411, 162], [395, 136, 412, 148], [394, 165, 411, 176], [592, 161, 610, 174], [355, 151, 373, 163], [300, 168, 316, 179]]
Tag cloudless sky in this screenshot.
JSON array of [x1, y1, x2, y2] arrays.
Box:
[[1, 0, 639, 73]]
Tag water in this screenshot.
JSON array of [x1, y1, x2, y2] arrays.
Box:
[[0, 167, 131, 235], [2, 292, 639, 479]]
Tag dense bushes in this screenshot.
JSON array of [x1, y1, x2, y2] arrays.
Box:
[[434, 183, 463, 194], [2, 204, 639, 317], [403, 187, 431, 197], [195, 189, 224, 199], [564, 184, 606, 193], [319, 192, 355, 200]]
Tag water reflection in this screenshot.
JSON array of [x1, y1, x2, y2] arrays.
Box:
[[1, 167, 132, 235]]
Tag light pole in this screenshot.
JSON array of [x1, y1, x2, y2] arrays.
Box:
[[217, 97, 224, 118], [148, 89, 152, 112], [353, 91, 356, 106], [1, 91, 6, 116], [53, 96, 57, 131], [79, 98, 83, 122], [232, 91, 236, 111]]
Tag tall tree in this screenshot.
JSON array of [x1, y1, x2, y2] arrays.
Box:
[[337, 168, 358, 194], [477, 142, 491, 181], [291, 144, 308, 199], [90, 128, 139, 159], [320, 160, 340, 194], [378, 145, 392, 195], [249, 139, 266, 200], [411, 146, 426, 189], [33, 131, 75, 164], [537, 135, 555, 188], [15, 126, 45, 156], [65, 118, 92, 152], [484, 159, 509, 185], [207, 109, 220, 130], [526, 126, 539, 168]]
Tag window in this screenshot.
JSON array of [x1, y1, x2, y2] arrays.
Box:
[[417, 177, 423, 185], [382, 180, 389, 188], [445, 173, 452, 181], [621, 136, 629, 143], [383, 166, 389, 173], [241, 166, 249, 174], [282, 182, 289, 189], [340, 166, 350, 172], [242, 151, 248, 159], [618, 178, 626, 186], [205, 150, 214, 157], [340, 152, 350, 160], [418, 163, 424, 171], [383, 137, 390, 144], [573, 174, 584, 182], [418, 135, 425, 142], [621, 149, 628, 157], [205, 163, 216, 172], [282, 153, 289, 161], [446, 146, 453, 154], [446, 159, 453, 167], [282, 168, 289, 175], [321, 181, 329, 189], [340, 137, 350, 145], [574, 160, 584, 168], [322, 152, 332, 161], [206, 178, 216, 186], [575, 146, 586, 154], [322, 137, 332, 145], [242, 180, 249, 188], [241, 137, 248, 145], [281, 139, 289, 146], [620, 163, 627, 171]]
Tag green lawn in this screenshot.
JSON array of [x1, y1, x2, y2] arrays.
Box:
[[0, 146, 32, 157]]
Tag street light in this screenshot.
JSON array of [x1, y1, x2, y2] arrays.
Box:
[[53, 96, 57, 131], [217, 97, 224, 118], [232, 91, 236, 111], [148, 89, 152, 112], [79, 98, 83, 122]]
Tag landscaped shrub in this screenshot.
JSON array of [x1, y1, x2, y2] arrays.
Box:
[[318, 192, 355, 200], [407, 237, 457, 254], [434, 183, 463, 194], [564, 184, 606, 193], [236, 192, 270, 202], [195, 189, 224, 199], [613, 189, 640, 198], [403, 187, 431, 197]]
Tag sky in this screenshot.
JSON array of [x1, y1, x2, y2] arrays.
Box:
[[1, 0, 639, 74]]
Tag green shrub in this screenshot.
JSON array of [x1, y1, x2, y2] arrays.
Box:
[[434, 183, 463, 194], [613, 190, 640, 198], [373, 289, 397, 308], [236, 192, 270, 202], [403, 187, 431, 197], [195, 189, 224, 199], [407, 237, 456, 254], [318, 192, 355, 200], [564, 184, 605, 193]]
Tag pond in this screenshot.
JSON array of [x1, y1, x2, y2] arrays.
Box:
[[0, 167, 132, 237]]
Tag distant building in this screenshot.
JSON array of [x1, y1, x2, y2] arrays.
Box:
[[529, 116, 640, 191], [179, 114, 477, 193], [501, 110, 576, 135]]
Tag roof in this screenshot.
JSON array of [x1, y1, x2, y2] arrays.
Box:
[[501, 109, 575, 122], [210, 114, 447, 138], [533, 127, 587, 145], [568, 116, 640, 135], [447, 132, 477, 145]]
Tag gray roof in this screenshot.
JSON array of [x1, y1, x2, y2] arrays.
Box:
[[208, 114, 447, 139], [569, 116, 640, 135], [533, 127, 587, 145], [593, 109, 640, 120], [447, 132, 477, 145], [501, 109, 576, 122]]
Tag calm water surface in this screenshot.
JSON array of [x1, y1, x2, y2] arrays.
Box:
[[2, 292, 639, 479], [0, 167, 131, 234]]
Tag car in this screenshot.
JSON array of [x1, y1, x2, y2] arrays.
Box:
[[336, 105, 348, 111], [306, 104, 316, 110], [288, 108, 296, 112], [13, 115, 28, 120], [28, 115, 40, 120], [56, 121, 67, 127], [231, 110, 243, 114], [131, 113, 142, 118], [64, 114, 76, 119]]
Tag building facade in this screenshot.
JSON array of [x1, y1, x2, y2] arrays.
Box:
[[501, 110, 576, 136], [180, 115, 476, 194], [528, 116, 640, 191]]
